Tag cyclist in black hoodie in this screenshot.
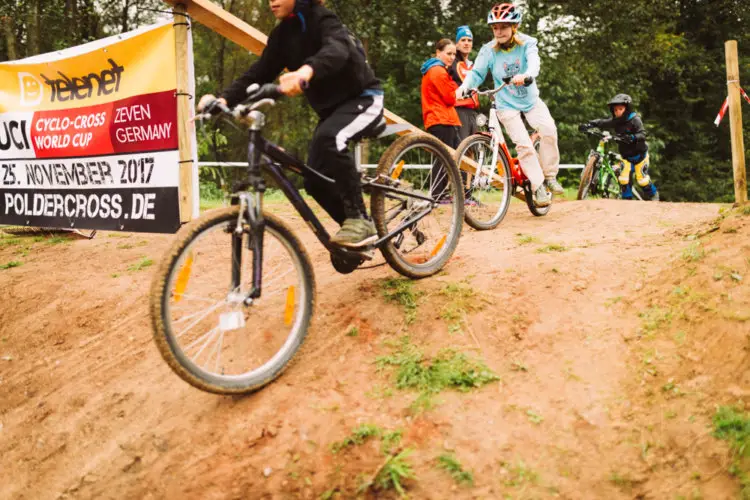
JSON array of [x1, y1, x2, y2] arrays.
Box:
[[198, 0, 385, 247], [581, 94, 659, 200]]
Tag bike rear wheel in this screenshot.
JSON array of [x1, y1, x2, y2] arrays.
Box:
[[370, 133, 464, 279], [577, 153, 599, 200], [454, 133, 512, 231], [150, 207, 315, 395]]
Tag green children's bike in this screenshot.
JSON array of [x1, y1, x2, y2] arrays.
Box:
[[576, 128, 624, 200]]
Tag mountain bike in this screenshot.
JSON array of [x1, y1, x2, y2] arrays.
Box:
[[150, 84, 464, 395], [577, 127, 643, 201], [454, 77, 551, 230]]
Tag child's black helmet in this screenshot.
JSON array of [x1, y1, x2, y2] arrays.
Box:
[[608, 94, 632, 116]]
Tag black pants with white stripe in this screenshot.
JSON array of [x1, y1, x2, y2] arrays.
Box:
[[305, 93, 384, 225]]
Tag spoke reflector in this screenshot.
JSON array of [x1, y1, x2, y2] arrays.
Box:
[[430, 235, 447, 258], [174, 253, 193, 303], [391, 160, 405, 179], [284, 286, 295, 326]]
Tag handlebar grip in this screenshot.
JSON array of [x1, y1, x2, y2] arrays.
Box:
[[247, 83, 283, 102], [501, 76, 535, 87]]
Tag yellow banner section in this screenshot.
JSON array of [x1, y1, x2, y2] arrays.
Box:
[[0, 24, 176, 113]]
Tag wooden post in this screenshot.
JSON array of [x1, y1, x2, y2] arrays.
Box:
[[173, 3, 194, 221], [725, 40, 747, 205]]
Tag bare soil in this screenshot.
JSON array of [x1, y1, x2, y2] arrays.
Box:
[[1, 198, 747, 499]]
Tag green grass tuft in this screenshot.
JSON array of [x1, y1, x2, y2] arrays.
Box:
[[437, 454, 474, 486]]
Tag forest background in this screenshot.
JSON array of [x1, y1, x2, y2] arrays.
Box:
[[1, 0, 748, 201]]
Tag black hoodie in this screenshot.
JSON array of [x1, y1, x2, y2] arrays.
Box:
[[221, 2, 381, 119], [590, 111, 648, 161]]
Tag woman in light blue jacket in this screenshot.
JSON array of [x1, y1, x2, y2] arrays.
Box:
[[458, 3, 561, 207]]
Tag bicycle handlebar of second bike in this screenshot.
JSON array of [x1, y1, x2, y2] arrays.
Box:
[[467, 76, 535, 98], [579, 126, 630, 144]]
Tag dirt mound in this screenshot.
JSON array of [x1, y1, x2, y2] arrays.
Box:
[[0, 199, 745, 499]]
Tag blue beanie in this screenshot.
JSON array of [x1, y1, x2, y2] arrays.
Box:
[[455, 26, 473, 42]]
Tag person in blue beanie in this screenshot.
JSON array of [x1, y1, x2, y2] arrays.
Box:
[[449, 25, 480, 141]]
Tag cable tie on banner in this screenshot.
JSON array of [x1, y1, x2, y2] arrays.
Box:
[[173, 22, 191, 28], [175, 91, 194, 99], [178, 159, 195, 164]]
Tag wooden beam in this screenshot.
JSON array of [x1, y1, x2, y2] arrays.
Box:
[[725, 40, 747, 205]]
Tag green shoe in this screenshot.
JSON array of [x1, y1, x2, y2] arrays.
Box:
[[331, 218, 377, 248]]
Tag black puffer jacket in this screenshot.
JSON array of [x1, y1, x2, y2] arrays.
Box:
[[590, 112, 648, 160], [221, 3, 381, 119]]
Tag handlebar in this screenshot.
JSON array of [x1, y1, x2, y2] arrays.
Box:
[[195, 81, 307, 121], [578, 126, 628, 144], [468, 75, 534, 98]]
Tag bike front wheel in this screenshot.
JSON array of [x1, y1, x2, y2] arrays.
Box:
[[454, 133, 512, 230], [150, 207, 315, 395], [370, 133, 464, 279]]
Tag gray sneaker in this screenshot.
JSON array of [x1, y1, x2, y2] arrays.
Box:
[[545, 178, 565, 195], [331, 218, 377, 248], [533, 184, 552, 207]]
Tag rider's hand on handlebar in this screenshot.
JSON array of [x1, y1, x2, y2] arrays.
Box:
[[197, 94, 228, 115], [279, 65, 313, 97], [511, 74, 527, 86], [578, 122, 592, 132]]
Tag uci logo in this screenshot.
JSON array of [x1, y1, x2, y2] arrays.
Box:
[[18, 72, 43, 107]]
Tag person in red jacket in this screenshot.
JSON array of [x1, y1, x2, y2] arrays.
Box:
[[421, 38, 461, 150], [421, 38, 464, 200]]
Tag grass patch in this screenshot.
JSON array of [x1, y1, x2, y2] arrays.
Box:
[[380, 278, 422, 324], [127, 257, 153, 272], [345, 326, 359, 337], [609, 471, 637, 491], [526, 409, 544, 425], [330, 424, 403, 456], [437, 454, 474, 486], [439, 281, 483, 333], [367, 448, 416, 497], [682, 242, 705, 262], [712, 406, 750, 496], [376, 337, 499, 411], [516, 233, 539, 245], [331, 424, 384, 453], [0, 261, 22, 270], [639, 306, 673, 338], [501, 460, 539, 488], [536, 244, 568, 253], [46, 236, 71, 245], [0, 237, 21, 248]]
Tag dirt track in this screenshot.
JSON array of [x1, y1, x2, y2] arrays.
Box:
[[1, 198, 748, 499]]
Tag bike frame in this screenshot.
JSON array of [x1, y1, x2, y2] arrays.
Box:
[[232, 122, 435, 300], [472, 105, 527, 192]]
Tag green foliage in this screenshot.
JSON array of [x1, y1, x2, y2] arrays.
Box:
[[373, 448, 416, 497], [380, 278, 422, 324], [712, 406, 750, 496], [330, 424, 383, 453], [0, 261, 22, 270], [437, 454, 474, 486], [376, 337, 499, 411], [3, 0, 748, 202]]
